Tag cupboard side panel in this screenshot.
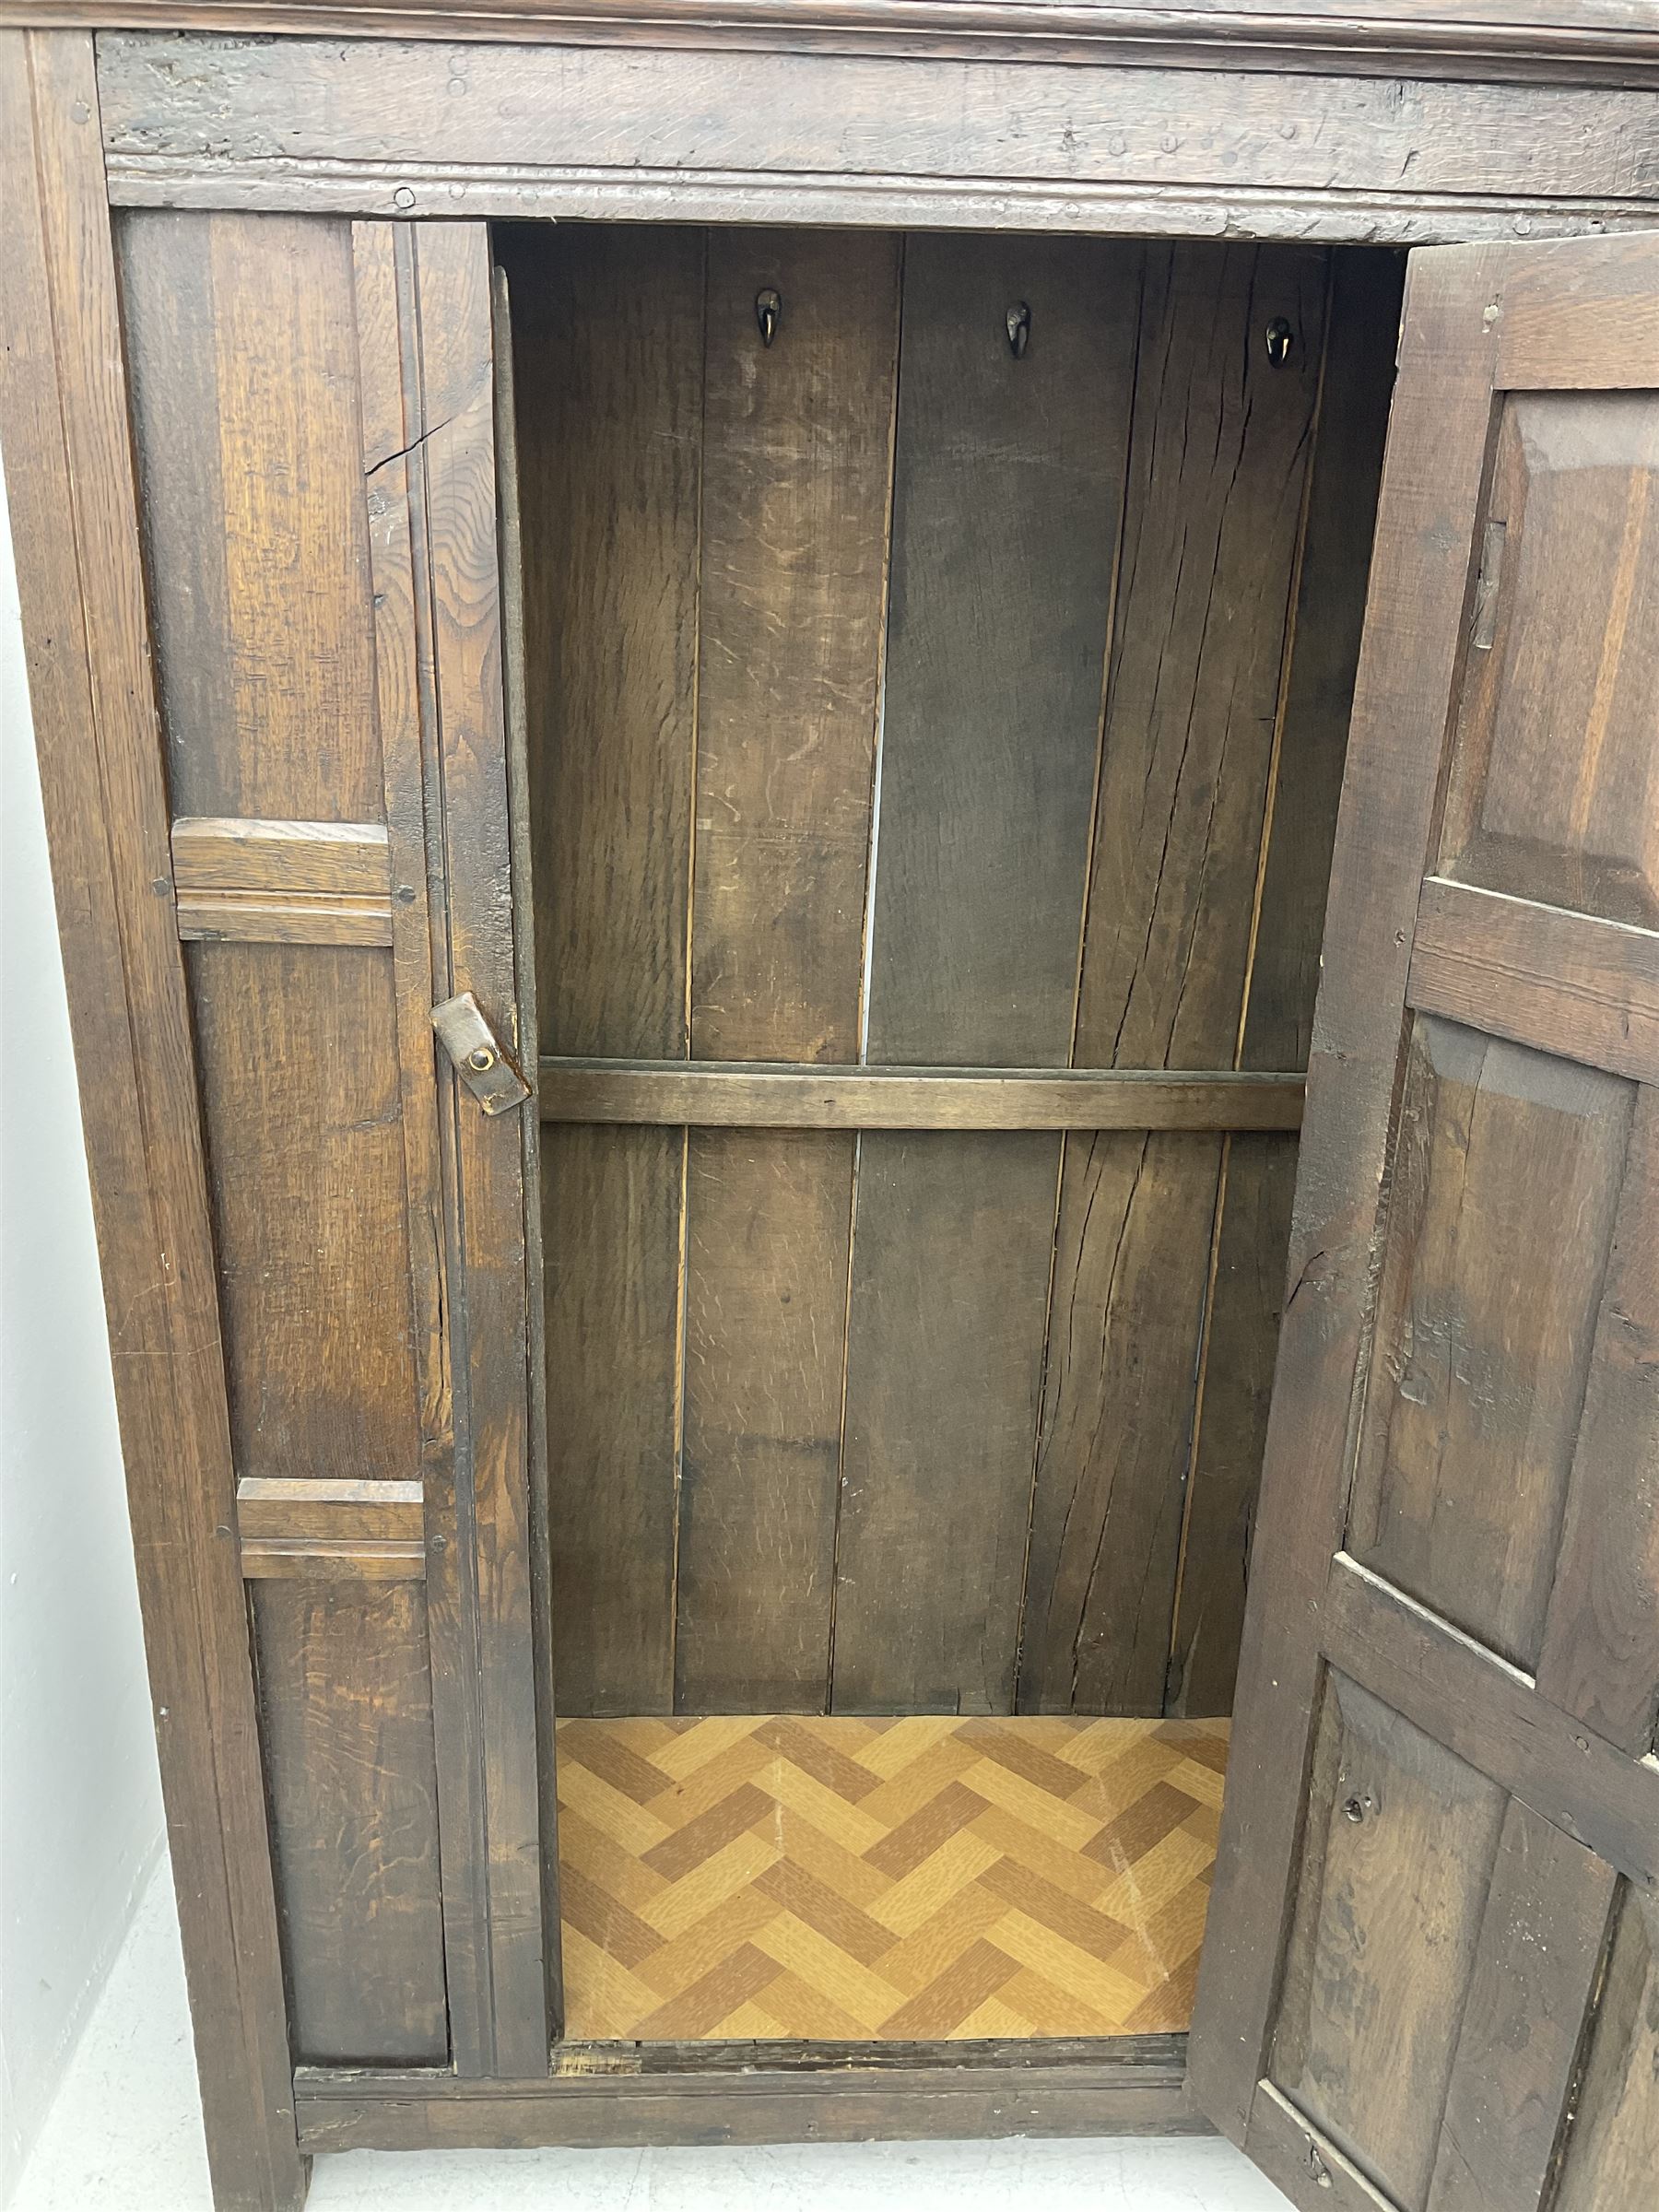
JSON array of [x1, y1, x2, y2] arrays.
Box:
[[1, 37, 306, 2207], [119, 206, 455, 2066]]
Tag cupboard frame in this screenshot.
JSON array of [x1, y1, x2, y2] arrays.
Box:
[[3, 8, 1656, 2208]]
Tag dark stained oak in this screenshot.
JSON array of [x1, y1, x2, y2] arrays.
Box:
[[0, 29, 306, 2210], [19, 0, 1659, 80], [502, 221, 705, 1715], [1190, 231, 1659, 2212], [16, 11, 1659, 2205], [1169, 248, 1404, 1721], [293, 2032, 1204, 2151], [833, 232, 1140, 1713], [1021, 242, 1327, 1716], [513, 228, 1390, 1724], [92, 31, 1659, 241], [538, 1062, 1305, 1132], [676, 228, 899, 1712], [119, 202, 554, 2084]]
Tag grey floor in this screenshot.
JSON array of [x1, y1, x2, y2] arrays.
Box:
[[15, 1863, 1291, 2211]]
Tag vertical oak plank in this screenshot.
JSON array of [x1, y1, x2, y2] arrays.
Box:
[[505, 223, 704, 1714], [0, 31, 305, 2208], [1020, 243, 1328, 1715], [1170, 248, 1404, 1719], [410, 218, 549, 2075], [677, 229, 899, 1711], [491, 254, 564, 2031], [834, 235, 1139, 1712]]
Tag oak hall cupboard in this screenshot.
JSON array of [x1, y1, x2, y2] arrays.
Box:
[[3, 7, 1656, 2209]]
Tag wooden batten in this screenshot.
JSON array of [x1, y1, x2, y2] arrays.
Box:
[[1409, 877, 1659, 1085], [236, 1476, 428, 1581], [171, 815, 395, 942], [536, 1061, 1307, 1133]]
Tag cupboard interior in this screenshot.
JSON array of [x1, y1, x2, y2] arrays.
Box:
[[500, 224, 1402, 2044]]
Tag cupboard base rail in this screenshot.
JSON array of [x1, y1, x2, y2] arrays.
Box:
[[295, 2033, 1203, 2151]]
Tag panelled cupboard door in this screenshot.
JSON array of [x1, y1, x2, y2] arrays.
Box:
[[1190, 231, 1659, 2212], [117, 210, 554, 2077]]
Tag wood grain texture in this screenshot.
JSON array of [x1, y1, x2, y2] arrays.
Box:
[[1242, 2083, 1396, 2212], [251, 1583, 448, 2065], [1021, 243, 1327, 1717], [1426, 1801, 1617, 2212], [493, 249, 565, 2041], [677, 1135, 855, 1709], [1347, 1018, 1632, 1671], [688, 228, 896, 1069], [833, 234, 1138, 1714], [119, 205, 554, 2079], [1168, 248, 1403, 1721], [1269, 1673, 1506, 2212], [29, 0, 1659, 79], [1436, 390, 1659, 930], [1189, 241, 1510, 2148], [237, 1476, 427, 1581], [121, 209, 382, 819], [516, 230, 1380, 1725], [295, 2035, 1203, 2154], [539, 1063, 1306, 1131], [0, 32, 304, 2207], [173, 890, 394, 944], [1409, 878, 1659, 1084], [94, 34, 1659, 241], [171, 816, 391, 895], [1552, 1887, 1659, 2212], [1324, 1555, 1659, 1892], [411, 217, 550, 2076], [503, 221, 704, 1715], [555, 1714, 1226, 2040], [1535, 1090, 1659, 1755], [676, 228, 898, 1712], [185, 943, 421, 1489]]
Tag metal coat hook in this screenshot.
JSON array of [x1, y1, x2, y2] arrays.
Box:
[[756, 287, 782, 347], [1006, 301, 1031, 359], [1264, 316, 1295, 367]]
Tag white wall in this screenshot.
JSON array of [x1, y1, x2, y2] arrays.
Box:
[[0, 449, 167, 2202]]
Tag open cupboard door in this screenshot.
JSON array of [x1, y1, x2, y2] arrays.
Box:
[[1189, 232, 1659, 2209], [111, 209, 555, 2080]]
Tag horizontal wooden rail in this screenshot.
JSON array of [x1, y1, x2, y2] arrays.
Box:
[[294, 2031, 1200, 2152], [1323, 1554, 1659, 1891], [537, 1059, 1305, 1133], [171, 815, 394, 945], [236, 1475, 426, 1581], [1409, 877, 1659, 1085]]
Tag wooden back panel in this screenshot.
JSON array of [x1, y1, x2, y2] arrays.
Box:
[[1192, 230, 1659, 2212], [119, 210, 551, 2074], [508, 226, 1403, 1720]]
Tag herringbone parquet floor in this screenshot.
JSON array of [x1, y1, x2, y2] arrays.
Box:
[[555, 1712, 1228, 2041]]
